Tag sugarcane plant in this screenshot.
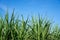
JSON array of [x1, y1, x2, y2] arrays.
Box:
[[0, 10, 60, 40]]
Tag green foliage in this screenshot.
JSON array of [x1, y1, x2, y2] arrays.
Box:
[[0, 10, 60, 40]]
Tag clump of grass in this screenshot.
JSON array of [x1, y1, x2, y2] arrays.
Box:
[[0, 10, 60, 40]]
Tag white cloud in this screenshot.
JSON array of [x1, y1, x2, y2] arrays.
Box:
[[0, 4, 7, 12]]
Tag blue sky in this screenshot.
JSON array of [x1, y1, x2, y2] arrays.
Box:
[[0, 0, 60, 25]]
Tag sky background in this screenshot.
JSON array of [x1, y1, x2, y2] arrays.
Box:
[[0, 0, 60, 25]]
